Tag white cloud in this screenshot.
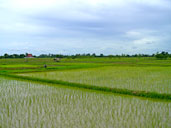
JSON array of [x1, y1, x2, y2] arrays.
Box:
[[133, 0, 171, 8], [0, 0, 170, 55], [133, 37, 158, 45], [125, 29, 158, 38]]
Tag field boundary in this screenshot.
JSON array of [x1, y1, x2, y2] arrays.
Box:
[[1, 73, 171, 101]]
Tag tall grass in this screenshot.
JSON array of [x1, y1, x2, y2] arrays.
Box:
[[0, 77, 171, 128]]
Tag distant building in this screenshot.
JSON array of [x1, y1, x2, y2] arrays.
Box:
[[25, 54, 34, 58], [54, 58, 60, 62]]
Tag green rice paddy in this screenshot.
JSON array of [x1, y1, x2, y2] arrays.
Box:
[[21, 66, 171, 94], [0, 57, 171, 127], [0, 77, 171, 128]]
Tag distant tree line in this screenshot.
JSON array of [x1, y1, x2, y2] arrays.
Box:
[[155, 51, 170, 59], [0, 53, 26, 58], [0, 51, 171, 59]]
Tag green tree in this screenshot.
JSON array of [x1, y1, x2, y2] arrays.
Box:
[[100, 54, 104, 57], [155, 51, 168, 59], [4, 53, 9, 58]]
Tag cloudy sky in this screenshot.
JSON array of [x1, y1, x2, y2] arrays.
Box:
[[0, 0, 171, 55]]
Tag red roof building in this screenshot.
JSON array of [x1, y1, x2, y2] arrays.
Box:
[[25, 54, 34, 58], [27, 54, 33, 57]]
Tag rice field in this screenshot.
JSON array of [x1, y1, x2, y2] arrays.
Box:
[[21, 66, 171, 94], [0, 77, 171, 128], [1, 58, 171, 127]]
